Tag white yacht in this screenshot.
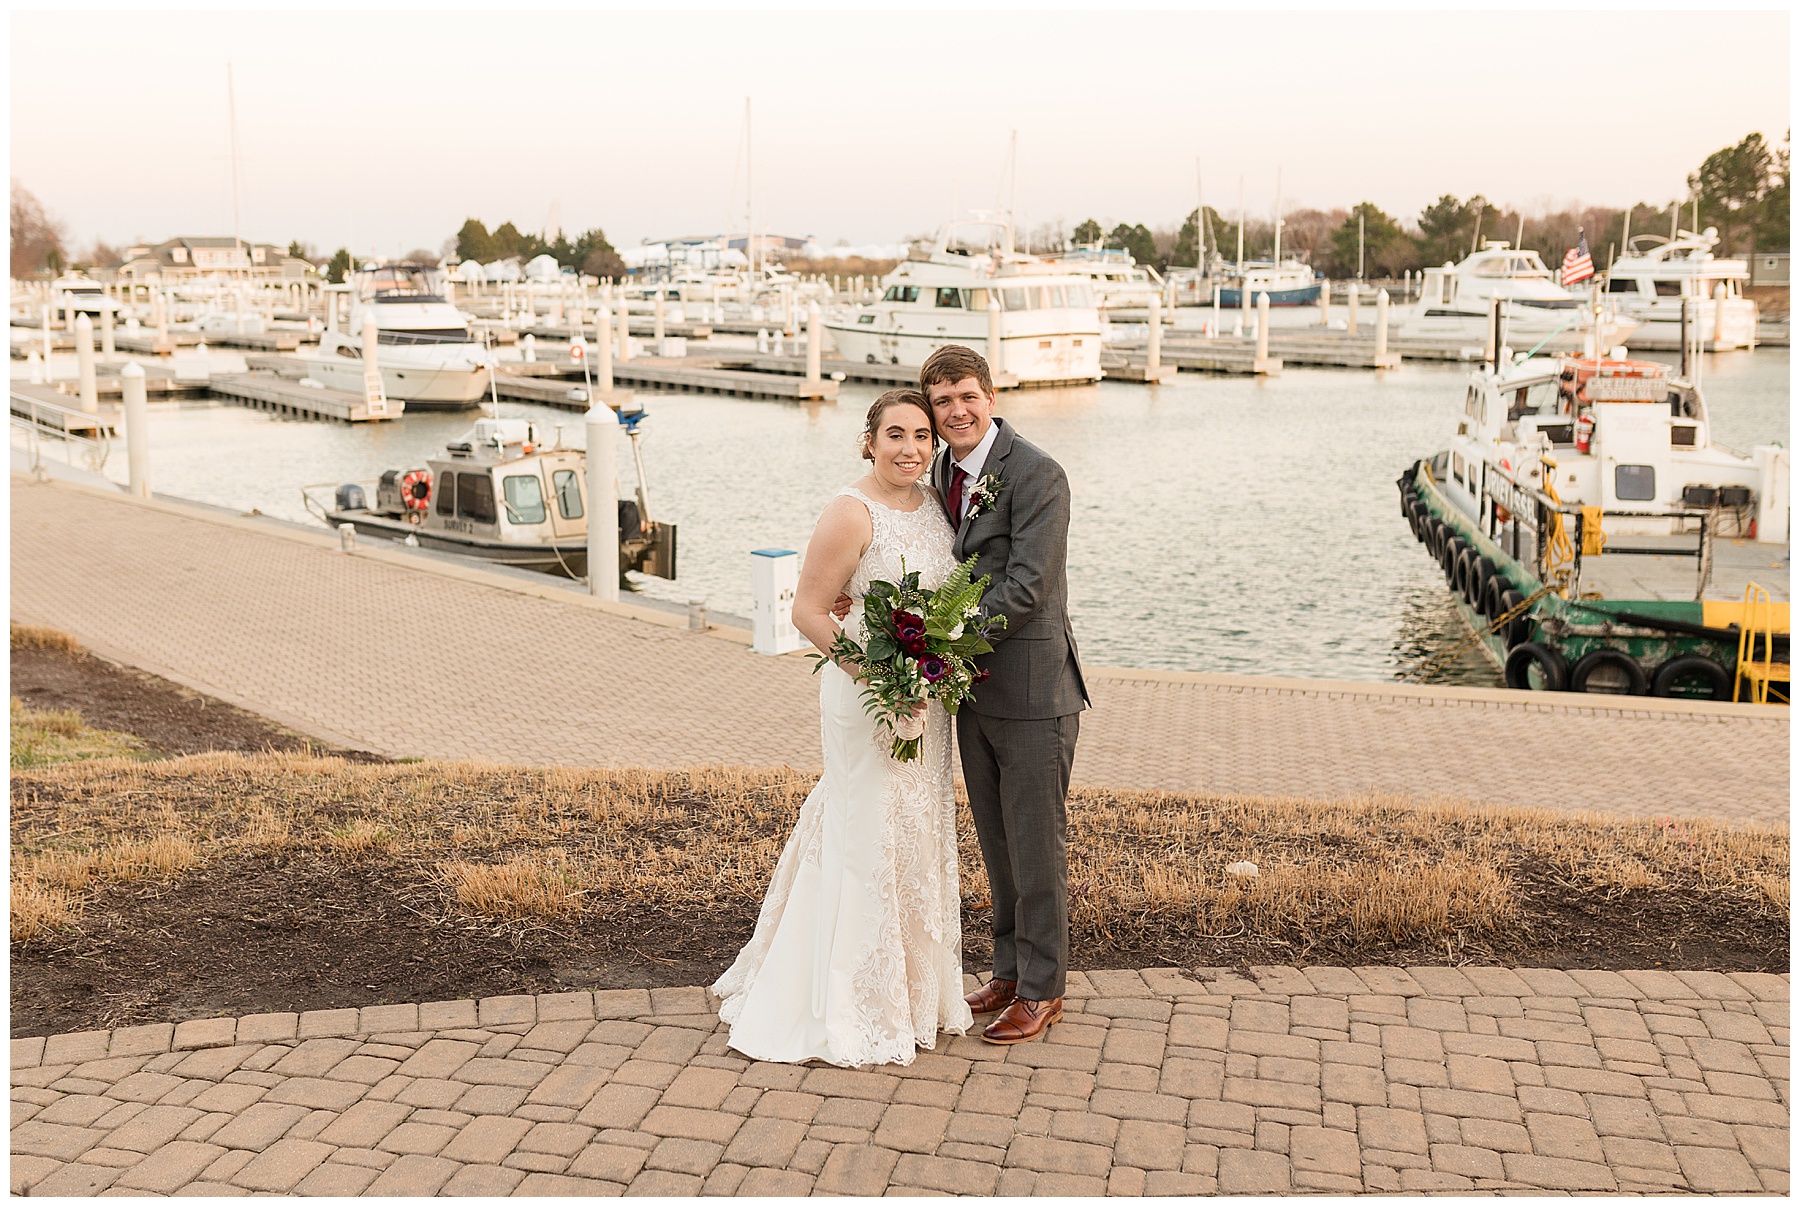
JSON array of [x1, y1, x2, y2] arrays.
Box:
[[51, 275, 120, 321], [1044, 246, 1167, 312], [1403, 242, 1639, 348], [300, 265, 494, 408], [1602, 228, 1757, 351], [825, 220, 1102, 386]]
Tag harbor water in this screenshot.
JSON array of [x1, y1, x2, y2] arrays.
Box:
[[27, 342, 1789, 688]]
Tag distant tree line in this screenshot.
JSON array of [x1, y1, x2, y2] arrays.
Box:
[[1065, 130, 1790, 278], [453, 218, 625, 279]]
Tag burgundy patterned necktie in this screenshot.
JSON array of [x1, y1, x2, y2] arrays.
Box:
[[949, 465, 969, 528]]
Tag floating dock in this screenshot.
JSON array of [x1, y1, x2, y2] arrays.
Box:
[[10, 387, 118, 436], [209, 372, 402, 422]]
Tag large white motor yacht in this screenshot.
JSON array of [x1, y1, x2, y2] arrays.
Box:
[[1402, 242, 1640, 348], [1602, 228, 1757, 351], [1044, 246, 1167, 312], [301, 265, 494, 408], [825, 220, 1102, 386]]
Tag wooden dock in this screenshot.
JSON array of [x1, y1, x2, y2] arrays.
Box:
[[608, 358, 836, 402], [10, 387, 119, 436], [209, 372, 402, 423], [489, 372, 591, 408]]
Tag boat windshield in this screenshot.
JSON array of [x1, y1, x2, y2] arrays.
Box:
[[358, 266, 440, 301], [1471, 255, 1551, 279]]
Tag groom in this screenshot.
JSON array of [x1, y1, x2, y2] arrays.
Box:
[[920, 344, 1088, 1046]]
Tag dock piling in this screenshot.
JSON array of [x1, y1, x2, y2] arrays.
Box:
[[1254, 293, 1272, 371], [1346, 282, 1359, 336], [101, 306, 116, 356], [596, 305, 614, 392], [987, 301, 1006, 376], [76, 314, 98, 413], [41, 305, 53, 370], [523, 333, 537, 363], [806, 303, 823, 384], [654, 291, 666, 343], [121, 361, 150, 498], [1147, 292, 1163, 374], [616, 298, 632, 363], [1375, 289, 1390, 362], [1319, 278, 1331, 328], [585, 405, 621, 603]]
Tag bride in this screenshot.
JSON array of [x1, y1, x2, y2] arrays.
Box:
[[712, 389, 974, 1067]]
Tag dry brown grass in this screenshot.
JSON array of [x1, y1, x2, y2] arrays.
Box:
[[442, 855, 582, 919], [10, 755, 1788, 949], [10, 623, 79, 653]]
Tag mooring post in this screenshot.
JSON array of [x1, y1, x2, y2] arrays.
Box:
[[1147, 291, 1163, 373], [654, 290, 666, 344], [1375, 288, 1390, 361], [585, 405, 620, 602], [101, 304, 116, 355], [987, 296, 1006, 376], [1318, 277, 1331, 328], [121, 361, 150, 498], [616, 297, 632, 362], [806, 302, 823, 383], [595, 304, 614, 393], [1346, 281, 1359, 337], [76, 314, 98, 412], [40, 305, 53, 370], [1256, 292, 1270, 364]]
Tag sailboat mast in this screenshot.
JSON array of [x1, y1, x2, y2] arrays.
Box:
[[1194, 158, 1204, 270], [744, 97, 754, 278], [227, 61, 243, 274], [1273, 168, 1282, 264], [1236, 176, 1244, 272]]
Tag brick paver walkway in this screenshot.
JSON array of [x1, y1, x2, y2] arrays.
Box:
[[9, 476, 1788, 824], [10, 968, 1787, 1197]]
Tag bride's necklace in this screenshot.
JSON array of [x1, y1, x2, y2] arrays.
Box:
[[868, 479, 919, 509]]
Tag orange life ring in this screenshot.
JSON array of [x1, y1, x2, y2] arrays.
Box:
[[401, 469, 431, 512]]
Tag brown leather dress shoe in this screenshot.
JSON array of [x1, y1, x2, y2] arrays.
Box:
[[964, 978, 1017, 1016], [981, 996, 1063, 1045]]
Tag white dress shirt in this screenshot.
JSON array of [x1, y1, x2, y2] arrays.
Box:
[[950, 419, 1000, 517]]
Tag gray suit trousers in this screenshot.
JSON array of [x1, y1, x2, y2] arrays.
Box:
[[956, 708, 1079, 1002]]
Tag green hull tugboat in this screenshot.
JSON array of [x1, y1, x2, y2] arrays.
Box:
[[1399, 348, 1789, 702]]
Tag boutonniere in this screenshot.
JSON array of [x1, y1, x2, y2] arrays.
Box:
[[965, 472, 1006, 521]]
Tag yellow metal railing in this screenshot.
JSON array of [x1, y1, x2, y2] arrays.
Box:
[[1735, 582, 1788, 703]]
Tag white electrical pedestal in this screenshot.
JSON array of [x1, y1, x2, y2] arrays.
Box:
[[750, 548, 805, 655]]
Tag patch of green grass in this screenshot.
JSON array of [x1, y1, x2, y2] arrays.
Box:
[[10, 698, 146, 768]]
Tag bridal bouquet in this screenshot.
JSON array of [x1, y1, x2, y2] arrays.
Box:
[[815, 556, 1007, 761]]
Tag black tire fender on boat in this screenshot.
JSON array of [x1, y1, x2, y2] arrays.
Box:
[[1505, 642, 1569, 691], [1452, 547, 1475, 601], [1469, 556, 1498, 612], [1650, 654, 1733, 701], [1408, 501, 1428, 542], [1479, 575, 1503, 620], [1496, 588, 1533, 648], [1569, 648, 1649, 696], [1441, 535, 1464, 576]]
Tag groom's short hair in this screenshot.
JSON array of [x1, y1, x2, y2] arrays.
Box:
[[919, 345, 993, 398]]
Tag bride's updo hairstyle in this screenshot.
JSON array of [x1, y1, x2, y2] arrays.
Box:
[[859, 389, 936, 461]]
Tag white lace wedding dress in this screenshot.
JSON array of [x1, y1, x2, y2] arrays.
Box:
[[713, 485, 974, 1067]]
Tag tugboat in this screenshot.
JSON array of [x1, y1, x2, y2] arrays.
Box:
[[1398, 334, 1789, 702], [304, 412, 675, 583]]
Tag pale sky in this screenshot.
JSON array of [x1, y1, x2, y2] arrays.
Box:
[[11, 8, 1790, 260]]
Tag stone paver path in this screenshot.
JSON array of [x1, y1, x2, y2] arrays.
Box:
[[10, 967, 1788, 1197], [10, 476, 1788, 824]]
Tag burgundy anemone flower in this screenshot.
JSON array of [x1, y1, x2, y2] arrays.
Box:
[[920, 656, 948, 683], [902, 633, 929, 657], [972, 667, 991, 685]]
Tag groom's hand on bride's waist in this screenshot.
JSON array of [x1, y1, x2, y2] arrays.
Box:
[[832, 592, 853, 620]]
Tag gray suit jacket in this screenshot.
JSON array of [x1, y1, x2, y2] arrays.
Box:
[[935, 418, 1089, 720]]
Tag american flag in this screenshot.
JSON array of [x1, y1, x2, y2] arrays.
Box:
[[1560, 232, 1594, 287]]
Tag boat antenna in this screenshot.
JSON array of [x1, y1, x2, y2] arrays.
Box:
[[1008, 129, 1018, 245], [227, 61, 243, 273], [1469, 200, 1484, 254], [744, 96, 755, 279], [1515, 212, 1524, 253], [1618, 207, 1630, 265]]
